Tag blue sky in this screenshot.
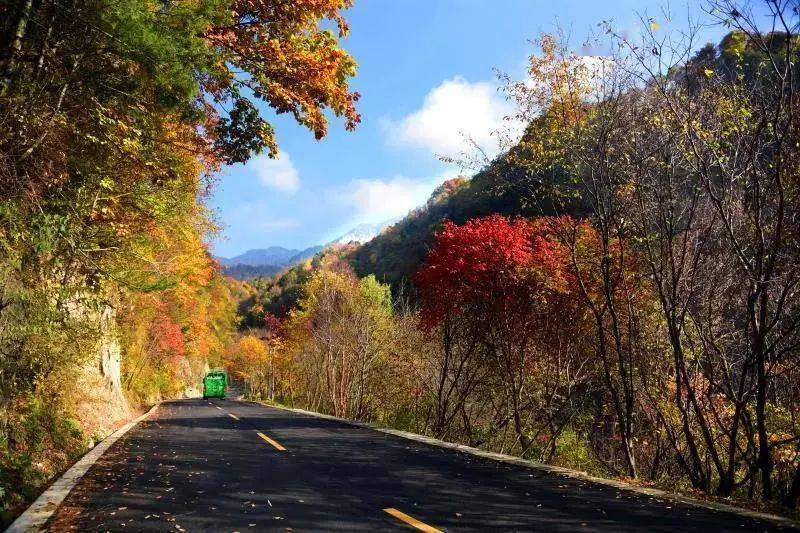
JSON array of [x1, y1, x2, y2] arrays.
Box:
[[209, 0, 728, 258]]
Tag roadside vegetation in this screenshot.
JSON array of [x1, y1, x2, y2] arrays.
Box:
[[235, 2, 800, 515], [0, 0, 359, 523]]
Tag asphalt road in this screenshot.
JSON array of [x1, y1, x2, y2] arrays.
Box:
[[43, 399, 793, 532]]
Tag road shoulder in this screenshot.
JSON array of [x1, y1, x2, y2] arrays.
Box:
[[6, 403, 160, 533]]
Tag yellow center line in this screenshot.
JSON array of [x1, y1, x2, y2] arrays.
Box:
[[228, 413, 240, 421], [383, 508, 442, 533], [256, 432, 286, 451]]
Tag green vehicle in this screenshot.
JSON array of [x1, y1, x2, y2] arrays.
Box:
[[202, 370, 227, 400]]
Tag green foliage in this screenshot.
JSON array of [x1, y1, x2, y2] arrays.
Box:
[[0, 395, 87, 525], [358, 275, 392, 316], [263, 255, 422, 421]]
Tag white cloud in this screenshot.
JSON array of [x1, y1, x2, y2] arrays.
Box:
[[249, 151, 300, 195], [332, 174, 451, 225], [385, 77, 515, 158]]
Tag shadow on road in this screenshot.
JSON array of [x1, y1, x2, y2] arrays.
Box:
[[44, 399, 792, 532]]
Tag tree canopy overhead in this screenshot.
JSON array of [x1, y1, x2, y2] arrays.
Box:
[[0, 0, 360, 172]]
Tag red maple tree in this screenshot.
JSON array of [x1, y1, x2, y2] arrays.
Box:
[[414, 215, 573, 329], [151, 315, 186, 360]]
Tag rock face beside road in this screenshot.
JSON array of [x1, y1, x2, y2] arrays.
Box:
[[74, 306, 132, 444], [45, 400, 792, 532]]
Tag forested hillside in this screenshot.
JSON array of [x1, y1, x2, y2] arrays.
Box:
[[349, 166, 540, 289], [0, 0, 359, 523], [235, 9, 800, 516]]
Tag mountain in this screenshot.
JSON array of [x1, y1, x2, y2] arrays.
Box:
[[222, 263, 283, 279], [217, 246, 300, 268], [220, 140, 580, 286], [288, 245, 324, 264], [328, 220, 398, 246]]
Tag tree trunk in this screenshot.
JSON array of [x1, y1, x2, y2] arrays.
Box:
[[785, 464, 800, 509], [0, 0, 34, 96], [751, 288, 773, 502]]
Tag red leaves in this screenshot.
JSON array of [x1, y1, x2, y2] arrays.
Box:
[[414, 215, 573, 329], [263, 313, 283, 338], [151, 315, 186, 360]]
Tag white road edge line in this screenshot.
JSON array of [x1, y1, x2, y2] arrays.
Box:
[[258, 401, 800, 530], [7, 403, 161, 533]]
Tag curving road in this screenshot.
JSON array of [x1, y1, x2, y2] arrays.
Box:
[[43, 399, 793, 532]]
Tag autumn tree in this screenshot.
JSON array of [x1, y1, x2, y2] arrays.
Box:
[[498, 34, 653, 476], [589, 2, 800, 502], [278, 255, 394, 420], [416, 215, 594, 459], [496, 4, 800, 503]]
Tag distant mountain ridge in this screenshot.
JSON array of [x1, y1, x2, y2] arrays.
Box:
[[218, 220, 395, 280], [217, 246, 302, 268], [217, 244, 322, 280]]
